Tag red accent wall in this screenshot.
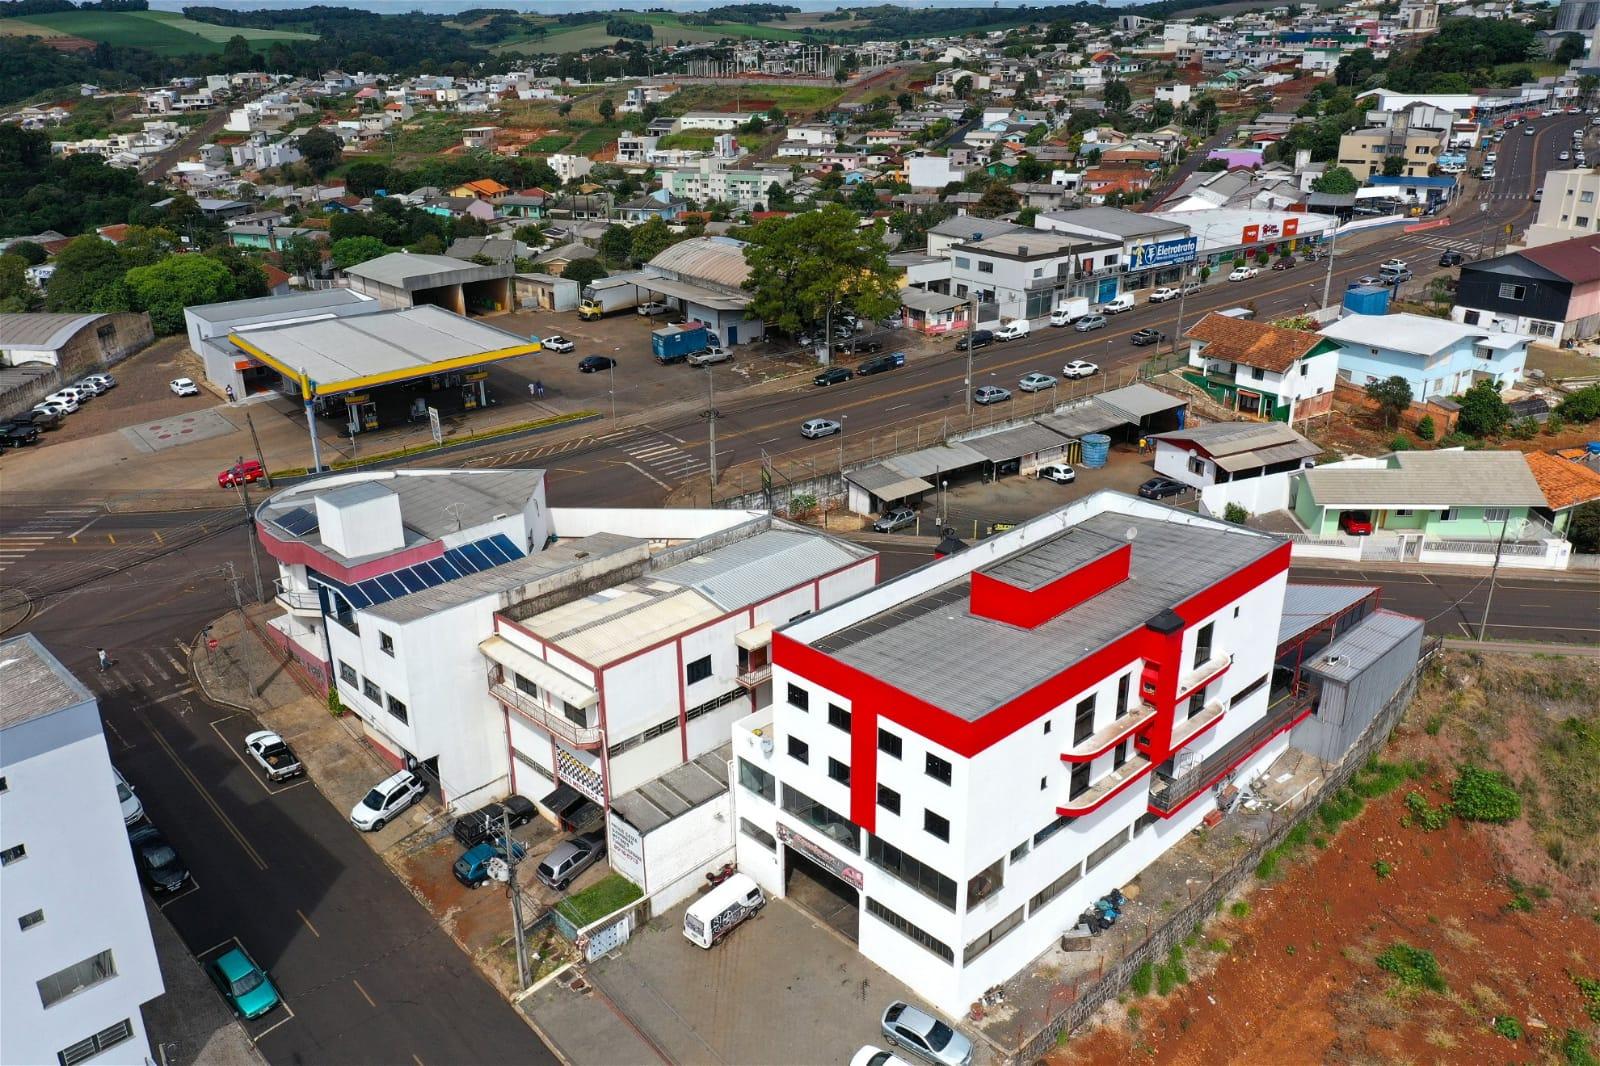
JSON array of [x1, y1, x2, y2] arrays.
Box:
[[968, 543, 1130, 629], [258, 527, 446, 584]]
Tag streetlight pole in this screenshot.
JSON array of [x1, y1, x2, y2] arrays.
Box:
[[704, 365, 718, 500], [838, 414, 847, 474], [1319, 215, 1342, 312], [1476, 509, 1512, 642], [964, 294, 976, 421], [607, 358, 616, 420]]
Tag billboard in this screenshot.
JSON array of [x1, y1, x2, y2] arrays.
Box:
[[1243, 218, 1298, 245], [1126, 236, 1198, 271]]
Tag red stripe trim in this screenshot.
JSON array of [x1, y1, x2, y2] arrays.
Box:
[[258, 527, 445, 584], [1058, 760, 1154, 817]]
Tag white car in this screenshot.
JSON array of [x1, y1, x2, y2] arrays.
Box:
[[1379, 259, 1407, 272], [637, 301, 668, 316], [1018, 372, 1057, 392], [850, 1048, 916, 1066], [542, 335, 575, 353], [1525, 126, 1536, 135], [350, 770, 426, 831], [244, 730, 304, 782], [114, 766, 144, 826], [687, 347, 732, 367], [1038, 463, 1076, 484], [169, 377, 200, 397], [1062, 360, 1099, 378], [43, 390, 81, 413], [1558, 150, 1570, 161], [1148, 287, 1181, 303], [1481, 166, 1496, 179], [1227, 266, 1259, 281]]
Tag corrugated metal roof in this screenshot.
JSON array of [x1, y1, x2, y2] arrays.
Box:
[[0, 313, 105, 352], [646, 236, 751, 289], [1277, 583, 1375, 645], [880, 443, 988, 480], [609, 745, 731, 835], [0, 632, 94, 730], [1304, 609, 1423, 683], [1153, 420, 1312, 457], [1037, 399, 1126, 439], [958, 422, 1074, 462], [344, 252, 507, 290], [1097, 382, 1187, 422], [653, 529, 869, 612], [185, 287, 374, 326], [1213, 438, 1321, 472], [1303, 451, 1545, 507], [525, 583, 723, 665]]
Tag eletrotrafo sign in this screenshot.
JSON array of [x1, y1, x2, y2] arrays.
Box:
[[1126, 236, 1199, 272]]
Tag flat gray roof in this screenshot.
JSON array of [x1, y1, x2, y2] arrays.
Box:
[[609, 745, 731, 836], [1098, 383, 1187, 422], [652, 528, 872, 613], [187, 287, 374, 326], [1277, 583, 1375, 645], [1040, 206, 1183, 238], [0, 633, 93, 730], [1304, 610, 1424, 683], [344, 252, 508, 290], [957, 422, 1073, 462]]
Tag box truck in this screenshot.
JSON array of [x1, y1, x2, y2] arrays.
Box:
[[577, 277, 642, 320], [652, 323, 710, 364]]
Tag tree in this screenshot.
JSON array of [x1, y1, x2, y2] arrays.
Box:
[[220, 34, 257, 72], [331, 235, 390, 270], [118, 225, 178, 268], [896, 92, 914, 112], [742, 203, 901, 340], [970, 182, 1020, 219], [1312, 166, 1360, 195], [205, 245, 269, 300], [598, 97, 616, 123], [1554, 33, 1584, 64], [1381, 155, 1406, 177], [44, 236, 129, 313], [4, 239, 46, 265], [343, 161, 391, 197], [124, 254, 236, 334], [1365, 375, 1413, 429], [628, 217, 674, 265], [1555, 384, 1600, 424], [279, 233, 325, 280], [561, 257, 607, 288], [1456, 379, 1510, 437], [767, 105, 786, 125], [1103, 79, 1132, 113], [296, 128, 344, 178], [599, 223, 632, 265], [0, 253, 28, 305], [1568, 501, 1600, 554]]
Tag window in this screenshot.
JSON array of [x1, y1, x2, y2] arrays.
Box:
[[827, 704, 851, 733], [1072, 695, 1097, 745], [924, 810, 950, 842], [685, 655, 712, 685], [1187, 690, 1207, 720], [0, 775, 6, 792], [1010, 839, 1030, 863], [1116, 674, 1131, 719], [513, 749, 554, 782], [865, 898, 953, 963], [828, 757, 851, 785], [967, 857, 1004, 906], [1134, 811, 1158, 836], [964, 906, 1024, 963], [38, 950, 116, 1008], [1233, 673, 1269, 706], [1028, 860, 1083, 913], [977, 259, 994, 274], [878, 784, 901, 814], [788, 736, 809, 764], [1484, 507, 1511, 523], [1113, 740, 1129, 770], [379, 631, 394, 656], [339, 661, 358, 686], [1, 844, 25, 865], [58, 1020, 134, 1066], [867, 835, 957, 909], [954, 256, 970, 269], [925, 753, 952, 785], [514, 673, 538, 699], [1582, 191, 1595, 204], [1193, 621, 1214, 667], [362, 678, 382, 704], [740, 818, 776, 851], [1439, 508, 1455, 522], [1394, 508, 1414, 517], [1085, 826, 1131, 872], [738, 758, 775, 802], [686, 688, 743, 721], [878, 727, 902, 759], [1188, 456, 1206, 476], [1042, 719, 1052, 735], [1300, 362, 1309, 377], [1069, 761, 1091, 799], [1035, 813, 1072, 846], [786, 683, 809, 711], [1579, 217, 1592, 228], [19, 909, 44, 931], [386, 695, 408, 724], [782, 785, 858, 849], [1497, 283, 1525, 301], [1251, 367, 1265, 381]]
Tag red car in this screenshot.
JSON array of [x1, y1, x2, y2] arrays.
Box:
[[1339, 510, 1374, 536], [219, 459, 265, 488]]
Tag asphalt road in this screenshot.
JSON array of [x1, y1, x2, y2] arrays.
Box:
[[1, 505, 557, 1066]]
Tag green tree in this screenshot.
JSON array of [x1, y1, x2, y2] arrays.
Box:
[[561, 257, 607, 288], [1567, 501, 1600, 554], [599, 223, 632, 265], [1555, 384, 1600, 423], [205, 245, 270, 300], [1555, 34, 1584, 64], [124, 254, 236, 334], [896, 92, 914, 112], [220, 34, 257, 72], [1312, 166, 1360, 195], [767, 105, 786, 125], [296, 128, 344, 178], [331, 235, 390, 270], [118, 225, 179, 268], [43, 236, 129, 313], [1365, 375, 1413, 429], [1381, 155, 1406, 177], [598, 97, 616, 123], [4, 239, 46, 265], [1456, 379, 1510, 436], [741, 203, 900, 339], [970, 181, 1019, 219], [0, 253, 29, 304], [628, 216, 674, 265], [343, 161, 392, 197], [279, 233, 325, 280], [1104, 79, 1132, 112]]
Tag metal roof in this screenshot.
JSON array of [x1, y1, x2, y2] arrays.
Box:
[[1039, 206, 1181, 238], [813, 510, 1282, 720], [927, 216, 1022, 241], [958, 422, 1074, 462], [609, 745, 731, 836], [522, 581, 723, 666], [1317, 313, 1514, 357], [1097, 382, 1188, 422], [0, 633, 93, 730], [846, 464, 934, 501], [634, 274, 749, 312], [1302, 451, 1546, 508], [1304, 610, 1423, 683], [877, 442, 988, 481], [1036, 399, 1127, 439], [0, 313, 105, 352], [652, 528, 870, 613], [646, 236, 751, 290], [900, 288, 968, 314], [1277, 583, 1375, 645], [185, 287, 374, 326], [344, 252, 507, 290], [1154, 421, 1319, 471]]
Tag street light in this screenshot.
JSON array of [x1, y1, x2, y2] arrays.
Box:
[[838, 413, 848, 474], [608, 348, 619, 420]]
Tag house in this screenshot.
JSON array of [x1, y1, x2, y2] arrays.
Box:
[[947, 230, 1122, 323], [615, 134, 659, 166], [1035, 207, 1195, 293], [449, 179, 510, 202], [635, 236, 766, 347], [1449, 233, 1600, 346], [1183, 313, 1342, 423], [462, 126, 497, 150], [546, 154, 594, 184], [1151, 421, 1321, 489], [498, 193, 548, 220], [907, 153, 969, 191], [529, 241, 598, 276], [1525, 169, 1600, 248], [618, 190, 690, 224], [1318, 312, 1531, 398], [676, 111, 754, 131], [1523, 451, 1600, 539]]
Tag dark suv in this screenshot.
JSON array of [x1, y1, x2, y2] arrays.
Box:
[[954, 330, 993, 351], [452, 795, 538, 848], [0, 422, 41, 448]]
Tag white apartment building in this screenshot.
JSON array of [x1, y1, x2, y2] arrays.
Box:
[[547, 153, 594, 184], [231, 132, 303, 170], [677, 111, 754, 131], [615, 133, 660, 166], [1, 634, 164, 1066], [665, 159, 789, 211], [1034, 207, 1196, 292], [948, 230, 1122, 322], [731, 493, 1374, 1015], [1524, 168, 1600, 248]]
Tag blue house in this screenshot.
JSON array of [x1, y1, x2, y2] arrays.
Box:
[[1318, 312, 1530, 399], [617, 189, 690, 223]]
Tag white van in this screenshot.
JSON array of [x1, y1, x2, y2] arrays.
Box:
[[683, 872, 765, 948], [1101, 293, 1137, 314], [1049, 297, 1089, 326], [994, 319, 1031, 341]]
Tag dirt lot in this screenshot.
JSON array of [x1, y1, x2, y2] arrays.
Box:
[[1061, 651, 1600, 1065]]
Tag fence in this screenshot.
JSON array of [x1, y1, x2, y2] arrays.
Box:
[[1011, 648, 1437, 1063]]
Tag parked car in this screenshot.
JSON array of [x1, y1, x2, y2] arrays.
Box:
[[1480, 165, 1496, 179], [1038, 463, 1076, 484], [43, 390, 82, 412], [1438, 250, 1464, 266], [13, 408, 61, 430], [857, 353, 903, 376], [1339, 509, 1374, 536], [85, 372, 116, 390], [535, 831, 607, 891], [218, 459, 265, 488], [1101, 294, 1137, 314], [881, 1002, 973, 1066], [1227, 266, 1259, 281], [800, 418, 842, 439], [1355, 275, 1383, 286], [1271, 257, 1296, 271], [1018, 372, 1057, 392], [637, 301, 668, 316], [1048, 305, 1086, 327], [814, 367, 853, 386], [993, 320, 1030, 341], [577, 355, 616, 373], [1148, 287, 1180, 303], [70, 377, 107, 397], [836, 338, 884, 355], [452, 795, 538, 848], [953, 330, 992, 351], [973, 385, 1011, 406], [1379, 259, 1408, 273], [851, 1048, 916, 1066], [1558, 150, 1570, 161], [1, 422, 40, 448], [1180, 281, 1202, 295], [114, 766, 143, 825], [1137, 475, 1188, 500], [169, 377, 200, 397], [453, 836, 527, 888], [209, 944, 281, 1020], [1383, 269, 1414, 285], [349, 770, 426, 831], [129, 823, 190, 894], [687, 347, 732, 367], [243, 730, 303, 782], [542, 335, 575, 354], [32, 400, 70, 419], [1061, 360, 1099, 378], [872, 507, 917, 533], [1130, 328, 1163, 347], [1073, 314, 1107, 333]]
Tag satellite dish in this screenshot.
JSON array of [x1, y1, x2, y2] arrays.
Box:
[[1125, 526, 1138, 541], [486, 857, 511, 883]]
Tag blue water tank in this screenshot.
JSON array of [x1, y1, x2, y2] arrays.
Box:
[[1343, 283, 1390, 316], [1081, 433, 1111, 468]]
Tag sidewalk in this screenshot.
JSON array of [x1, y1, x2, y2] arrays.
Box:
[[141, 896, 266, 1066], [1442, 636, 1600, 658]]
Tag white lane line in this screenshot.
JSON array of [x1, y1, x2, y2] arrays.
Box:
[[624, 461, 673, 490]]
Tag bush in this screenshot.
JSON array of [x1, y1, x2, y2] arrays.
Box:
[[1573, 974, 1600, 1023], [1437, 431, 1476, 448], [1555, 384, 1600, 424], [1509, 416, 1538, 440], [1229, 900, 1250, 919], [1491, 1015, 1523, 1040], [1317, 787, 1363, 831], [1155, 944, 1188, 995], [1415, 414, 1435, 440], [1129, 960, 1154, 996], [1389, 435, 1415, 451], [1545, 414, 1566, 436], [1562, 1029, 1597, 1066], [1405, 790, 1448, 831], [1373, 859, 1393, 879], [1224, 502, 1250, 524], [1376, 943, 1446, 991], [1456, 380, 1511, 437], [1451, 765, 1521, 823]]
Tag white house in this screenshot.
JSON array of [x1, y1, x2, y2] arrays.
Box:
[[1183, 312, 1342, 423], [1150, 421, 1321, 489], [948, 229, 1124, 321], [0, 634, 164, 1066], [677, 111, 754, 132], [907, 153, 969, 190], [1318, 312, 1530, 398], [547, 153, 595, 184], [1155, 83, 1194, 106]]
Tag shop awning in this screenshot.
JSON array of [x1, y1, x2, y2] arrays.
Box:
[[538, 783, 587, 818], [479, 634, 597, 709], [736, 621, 774, 651]]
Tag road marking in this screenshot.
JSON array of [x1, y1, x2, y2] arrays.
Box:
[[413, 1056, 425, 1066], [353, 979, 376, 1008], [107, 533, 115, 545], [298, 908, 321, 939], [157, 874, 201, 909], [886, 403, 911, 412], [153, 530, 164, 545], [209, 717, 309, 797], [624, 461, 673, 490], [136, 706, 269, 871], [67, 517, 99, 537]]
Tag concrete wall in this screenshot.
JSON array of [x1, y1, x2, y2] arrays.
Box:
[[1, 312, 154, 418]]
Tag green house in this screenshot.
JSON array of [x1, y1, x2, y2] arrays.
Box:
[[1292, 451, 1550, 541]]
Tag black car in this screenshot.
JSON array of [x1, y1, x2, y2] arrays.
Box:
[[1138, 476, 1188, 500], [129, 824, 190, 893], [12, 409, 61, 431], [0, 422, 41, 448], [857, 354, 901, 376], [1438, 250, 1464, 266], [836, 338, 883, 355], [452, 795, 539, 848], [1130, 328, 1163, 347], [814, 366, 853, 386], [954, 330, 993, 351], [577, 355, 617, 373]]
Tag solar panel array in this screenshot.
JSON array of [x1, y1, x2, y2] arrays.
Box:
[[272, 506, 320, 537], [311, 533, 524, 610]]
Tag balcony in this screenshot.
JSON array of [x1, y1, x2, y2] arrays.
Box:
[[737, 663, 773, 688], [1061, 701, 1159, 763], [1175, 652, 1232, 704], [486, 668, 603, 750], [1058, 751, 1153, 816], [1169, 697, 1226, 755], [1149, 687, 1316, 816], [274, 580, 322, 618]]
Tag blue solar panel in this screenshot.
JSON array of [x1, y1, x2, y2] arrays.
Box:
[[308, 534, 525, 613], [273, 506, 320, 537]]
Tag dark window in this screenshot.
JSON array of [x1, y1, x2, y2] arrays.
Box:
[[828, 757, 851, 785], [379, 631, 394, 656], [58, 1019, 134, 1066], [1042, 719, 1052, 735], [1193, 622, 1214, 668], [362, 678, 381, 704], [1233, 673, 1269, 706], [867, 835, 957, 909], [878, 784, 901, 814], [37, 950, 116, 1008], [1072, 695, 1097, 745], [1113, 739, 1129, 769], [738, 758, 775, 802], [1187, 690, 1207, 720], [924, 810, 950, 842], [1115, 674, 1130, 718], [1085, 826, 1131, 872], [514, 673, 538, 699], [782, 785, 858, 849], [1010, 840, 1030, 863], [787, 683, 809, 711], [878, 728, 902, 759], [925, 753, 952, 785], [1134, 811, 1157, 836], [864, 898, 953, 963], [1034, 814, 1072, 847], [740, 818, 776, 851], [561, 699, 587, 727], [0, 775, 7, 792], [964, 906, 1024, 963], [686, 688, 744, 720], [386, 695, 408, 724], [967, 857, 1004, 906], [339, 661, 358, 686], [686, 655, 712, 685], [1069, 761, 1091, 799], [0, 844, 24, 865], [828, 704, 852, 733], [19, 909, 44, 931], [788, 736, 809, 764], [1028, 860, 1083, 913]]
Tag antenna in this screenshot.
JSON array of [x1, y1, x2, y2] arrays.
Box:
[[444, 502, 466, 531]]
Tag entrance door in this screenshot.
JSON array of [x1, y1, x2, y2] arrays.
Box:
[[783, 846, 859, 941], [728, 324, 738, 345]]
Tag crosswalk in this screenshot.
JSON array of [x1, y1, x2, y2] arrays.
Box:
[[613, 428, 708, 481], [0, 506, 98, 575], [465, 434, 597, 468], [1390, 233, 1484, 252]]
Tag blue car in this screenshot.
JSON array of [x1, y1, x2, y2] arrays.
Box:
[[453, 837, 527, 888], [209, 945, 281, 1020]]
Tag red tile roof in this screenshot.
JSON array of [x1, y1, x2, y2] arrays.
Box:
[[1518, 233, 1600, 284], [1525, 451, 1600, 511], [1186, 311, 1331, 373]]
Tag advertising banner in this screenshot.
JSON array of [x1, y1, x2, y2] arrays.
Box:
[[1126, 236, 1198, 271]]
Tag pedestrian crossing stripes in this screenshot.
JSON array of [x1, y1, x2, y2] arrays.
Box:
[[466, 435, 596, 468], [0, 506, 98, 574], [616, 429, 707, 479]]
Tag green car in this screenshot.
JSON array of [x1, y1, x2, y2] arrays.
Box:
[[209, 944, 281, 1020]]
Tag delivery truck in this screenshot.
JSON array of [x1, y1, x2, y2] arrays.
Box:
[[578, 277, 642, 320], [652, 323, 709, 364]]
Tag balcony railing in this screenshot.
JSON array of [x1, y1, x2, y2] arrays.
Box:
[[274, 580, 322, 615], [736, 663, 773, 687], [486, 667, 602, 749], [1150, 686, 1316, 815], [1175, 652, 1233, 703], [1059, 751, 1153, 816], [1062, 701, 1159, 763], [1169, 697, 1227, 755]]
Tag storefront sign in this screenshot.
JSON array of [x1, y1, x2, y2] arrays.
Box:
[[1241, 224, 1260, 245], [555, 748, 605, 804], [1243, 219, 1297, 245], [607, 812, 648, 890], [777, 823, 865, 890], [1126, 236, 1197, 271]]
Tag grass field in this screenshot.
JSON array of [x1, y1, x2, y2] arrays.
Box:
[[1, 10, 315, 55], [495, 11, 804, 54], [570, 125, 619, 154]]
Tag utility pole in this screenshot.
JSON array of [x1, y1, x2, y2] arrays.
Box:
[[704, 366, 719, 501], [1318, 216, 1342, 311], [1475, 510, 1511, 642], [964, 294, 977, 421], [232, 457, 266, 605], [245, 410, 272, 489], [502, 806, 530, 988], [224, 560, 245, 613], [301, 368, 322, 474]]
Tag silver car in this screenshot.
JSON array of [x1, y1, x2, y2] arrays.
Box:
[[801, 418, 842, 439], [973, 385, 1011, 406], [1073, 314, 1107, 332], [880, 1002, 972, 1066]]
